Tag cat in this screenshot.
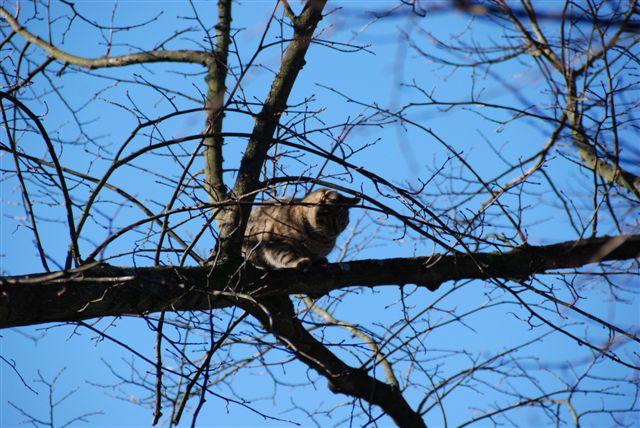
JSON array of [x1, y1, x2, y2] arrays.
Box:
[[242, 188, 360, 269]]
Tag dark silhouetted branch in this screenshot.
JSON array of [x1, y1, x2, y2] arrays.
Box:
[[1, 235, 638, 329]]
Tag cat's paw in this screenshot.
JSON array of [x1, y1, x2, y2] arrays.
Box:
[[292, 257, 313, 270], [315, 256, 328, 265]]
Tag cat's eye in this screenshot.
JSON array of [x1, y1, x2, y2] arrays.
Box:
[[325, 192, 339, 202]]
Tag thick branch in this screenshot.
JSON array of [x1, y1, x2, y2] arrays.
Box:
[[244, 297, 426, 427], [217, 0, 328, 256], [565, 78, 640, 199], [1, 235, 638, 329], [203, 0, 232, 209], [0, 7, 213, 68], [577, 141, 640, 198]]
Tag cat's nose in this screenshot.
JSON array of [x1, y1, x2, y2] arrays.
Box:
[[340, 195, 361, 206]]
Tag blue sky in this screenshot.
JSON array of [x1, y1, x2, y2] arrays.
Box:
[[2, 1, 639, 427]]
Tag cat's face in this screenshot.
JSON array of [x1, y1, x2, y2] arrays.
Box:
[[303, 189, 360, 235]]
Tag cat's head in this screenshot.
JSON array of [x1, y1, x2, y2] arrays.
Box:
[[302, 188, 360, 235]]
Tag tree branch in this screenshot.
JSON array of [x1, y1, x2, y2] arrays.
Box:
[[244, 296, 426, 427], [203, 0, 232, 210], [217, 0, 328, 257], [566, 81, 640, 200], [0, 6, 214, 68], [1, 235, 638, 329]]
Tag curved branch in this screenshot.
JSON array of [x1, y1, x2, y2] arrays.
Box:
[[0, 6, 213, 68], [0, 143, 203, 264], [0, 91, 80, 268]]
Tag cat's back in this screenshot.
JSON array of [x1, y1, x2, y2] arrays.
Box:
[[244, 198, 302, 237]]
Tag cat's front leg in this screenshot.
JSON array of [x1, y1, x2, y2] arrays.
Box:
[[262, 242, 312, 269]]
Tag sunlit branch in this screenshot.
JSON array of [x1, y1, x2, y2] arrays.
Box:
[[0, 7, 214, 68]]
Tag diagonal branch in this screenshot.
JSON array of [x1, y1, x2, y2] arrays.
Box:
[[300, 295, 400, 388], [244, 296, 426, 427], [217, 0, 328, 257], [565, 78, 640, 200], [1, 235, 638, 329]]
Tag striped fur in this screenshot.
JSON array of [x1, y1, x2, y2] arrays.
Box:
[[242, 188, 360, 269]]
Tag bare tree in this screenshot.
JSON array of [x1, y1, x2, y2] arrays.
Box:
[[1, 1, 639, 427]]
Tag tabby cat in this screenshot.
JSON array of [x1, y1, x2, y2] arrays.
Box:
[[242, 188, 360, 269]]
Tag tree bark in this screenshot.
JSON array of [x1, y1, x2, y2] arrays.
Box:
[[218, 0, 328, 257], [245, 296, 427, 428], [1, 235, 638, 329]]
